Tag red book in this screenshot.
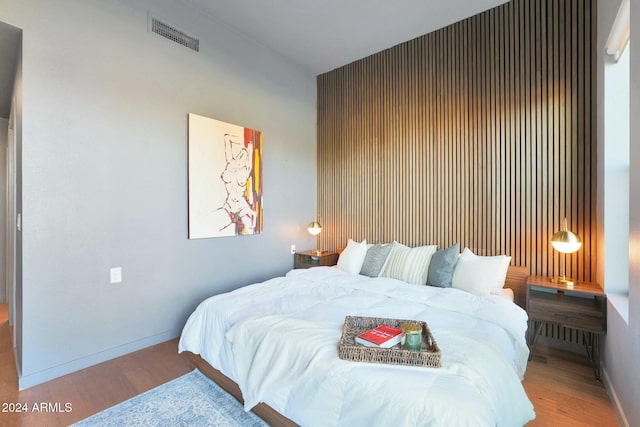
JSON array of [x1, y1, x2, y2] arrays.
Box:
[[355, 324, 403, 348]]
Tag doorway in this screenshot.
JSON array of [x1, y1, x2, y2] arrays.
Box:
[[6, 98, 16, 336], [0, 20, 21, 356]]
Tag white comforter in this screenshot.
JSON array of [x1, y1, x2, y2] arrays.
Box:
[[179, 267, 535, 426]]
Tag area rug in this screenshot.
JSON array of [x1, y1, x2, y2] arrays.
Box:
[[71, 370, 268, 426]]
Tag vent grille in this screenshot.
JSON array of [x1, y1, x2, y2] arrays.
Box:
[[150, 16, 199, 52]]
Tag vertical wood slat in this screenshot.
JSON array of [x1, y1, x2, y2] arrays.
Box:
[[316, 0, 597, 282]]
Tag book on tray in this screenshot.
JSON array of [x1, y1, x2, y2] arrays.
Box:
[[355, 324, 403, 348]]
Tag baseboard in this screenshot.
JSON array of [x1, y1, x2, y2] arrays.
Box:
[[18, 329, 180, 390], [601, 365, 630, 427]]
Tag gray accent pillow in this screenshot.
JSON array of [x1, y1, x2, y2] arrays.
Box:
[[359, 244, 393, 277], [426, 243, 460, 287]]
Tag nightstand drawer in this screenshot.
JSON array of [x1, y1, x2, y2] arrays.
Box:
[[528, 290, 605, 333], [294, 250, 338, 269]]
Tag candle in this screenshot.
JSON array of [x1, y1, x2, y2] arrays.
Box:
[[401, 323, 422, 350]]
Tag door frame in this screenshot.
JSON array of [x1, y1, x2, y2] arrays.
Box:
[[6, 95, 16, 338]]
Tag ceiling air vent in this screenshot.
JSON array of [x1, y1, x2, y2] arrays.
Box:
[[149, 15, 199, 52]]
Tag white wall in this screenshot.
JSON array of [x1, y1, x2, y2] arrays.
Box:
[[598, 1, 640, 426], [0, 0, 317, 388], [627, 0, 640, 423]]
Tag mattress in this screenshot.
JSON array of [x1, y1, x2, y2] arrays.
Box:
[[179, 266, 535, 426]]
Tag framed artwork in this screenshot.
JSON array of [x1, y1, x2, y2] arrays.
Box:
[[188, 113, 263, 239]]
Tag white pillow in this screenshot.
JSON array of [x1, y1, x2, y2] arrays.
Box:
[[337, 239, 368, 274], [452, 248, 511, 296], [381, 242, 437, 285]]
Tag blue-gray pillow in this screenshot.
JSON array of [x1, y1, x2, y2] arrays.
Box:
[[426, 243, 460, 287], [360, 244, 393, 277]]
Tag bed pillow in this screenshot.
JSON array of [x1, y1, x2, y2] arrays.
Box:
[[451, 248, 511, 296], [426, 243, 460, 288], [381, 242, 438, 285], [337, 239, 368, 274], [360, 244, 393, 277]]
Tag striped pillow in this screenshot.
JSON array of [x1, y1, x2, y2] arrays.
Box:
[[381, 242, 438, 285]]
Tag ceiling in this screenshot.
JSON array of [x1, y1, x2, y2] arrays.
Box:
[[184, 0, 509, 75], [0, 1, 509, 118]]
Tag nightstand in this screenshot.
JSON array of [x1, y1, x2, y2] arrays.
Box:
[[526, 276, 606, 380], [294, 250, 338, 269]]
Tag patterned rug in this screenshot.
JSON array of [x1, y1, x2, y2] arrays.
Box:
[[71, 370, 268, 427]]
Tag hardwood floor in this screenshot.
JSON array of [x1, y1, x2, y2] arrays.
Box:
[[0, 303, 620, 426], [524, 346, 619, 426], [0, 304, 193, 426]]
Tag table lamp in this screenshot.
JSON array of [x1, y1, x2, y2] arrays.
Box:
[[550, 218, 582, 284], [307, 221, 322, 255]]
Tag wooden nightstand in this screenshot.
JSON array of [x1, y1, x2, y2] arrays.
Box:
[[293, 250, 338, 269], [526, 276, 606, 380]]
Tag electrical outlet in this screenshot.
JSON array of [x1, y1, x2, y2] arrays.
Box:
[[110, 267, 122, 284], [290, 244, 296, 254]]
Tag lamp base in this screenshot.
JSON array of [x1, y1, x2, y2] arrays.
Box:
[[550, 276, 575, 287]]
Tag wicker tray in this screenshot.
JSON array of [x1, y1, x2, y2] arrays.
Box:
[[338, 316, 441, 368]]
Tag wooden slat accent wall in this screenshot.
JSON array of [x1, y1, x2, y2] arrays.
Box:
[[316, 0, 597, 281]]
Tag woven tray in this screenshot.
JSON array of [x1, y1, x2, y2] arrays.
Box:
[[338, 316, 441, 368]]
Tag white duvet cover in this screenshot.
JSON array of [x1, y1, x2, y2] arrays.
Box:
[[179, 267, 535, 426]]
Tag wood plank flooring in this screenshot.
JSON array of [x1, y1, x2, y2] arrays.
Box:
[[0, 304, 193, 426], [0, 303, 619, 426], [523, 345, 619, 426]]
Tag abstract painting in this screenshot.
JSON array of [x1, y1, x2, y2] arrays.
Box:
[[188, 113, 263, 239]]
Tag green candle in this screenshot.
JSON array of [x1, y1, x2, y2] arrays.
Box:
[[401, 323, 422, 350]]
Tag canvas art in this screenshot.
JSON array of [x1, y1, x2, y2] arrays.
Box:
[[188, 113, 263, 239]]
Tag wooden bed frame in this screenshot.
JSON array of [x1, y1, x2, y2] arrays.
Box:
[[186, 265, 529, 427]]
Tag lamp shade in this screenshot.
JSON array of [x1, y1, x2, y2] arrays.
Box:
[[551, 218, 582, 254], [307, 221, 322, 236]]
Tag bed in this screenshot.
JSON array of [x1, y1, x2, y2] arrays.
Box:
[[179, 245, 535, 426]]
